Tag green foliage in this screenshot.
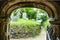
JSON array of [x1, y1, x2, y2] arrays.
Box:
[[10, 8, 51, 38], [10, 19, 40, 28], [12, 9, 17, 16], [20, 8, 37, 20], [10, 19, 41, 37], [42, 20, 51, 30]]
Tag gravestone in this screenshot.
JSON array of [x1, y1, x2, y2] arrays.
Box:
[[11, 9, 20, 21], [37, 11, 43, 22], [22, 12, 27, 19]]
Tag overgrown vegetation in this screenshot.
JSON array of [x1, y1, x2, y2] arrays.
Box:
[[10, 8, 50, 38], [10, 19, 41, 28]]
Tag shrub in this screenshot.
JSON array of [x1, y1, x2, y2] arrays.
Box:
[[10, 19, 41, 38]]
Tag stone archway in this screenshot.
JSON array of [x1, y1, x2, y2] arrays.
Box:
[[0, 0, 58, 40]]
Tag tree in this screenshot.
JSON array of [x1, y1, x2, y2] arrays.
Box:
[[20, 8, 37, 20]]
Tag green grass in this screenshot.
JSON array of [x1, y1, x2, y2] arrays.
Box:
[[10, 18, 50, 37], [10, 19, 41, 37], [10, 19, 41, 28]]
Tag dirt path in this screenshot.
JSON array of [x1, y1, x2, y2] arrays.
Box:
[[10, 28, 46, 40]]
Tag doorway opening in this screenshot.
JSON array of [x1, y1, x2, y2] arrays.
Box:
[[10, 7, 51, 40]]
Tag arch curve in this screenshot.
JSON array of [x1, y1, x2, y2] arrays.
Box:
[[0, 0, 59, 40], [1, 0, 58, 20]]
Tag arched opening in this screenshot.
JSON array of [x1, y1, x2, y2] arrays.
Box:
[[10, 8, 51, 40], [0, 1, 58, 40]]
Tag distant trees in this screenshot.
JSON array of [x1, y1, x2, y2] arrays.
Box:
[[10, 8, 50, 38], [11, 8, 50, 29], [20, 8, 37, 20]]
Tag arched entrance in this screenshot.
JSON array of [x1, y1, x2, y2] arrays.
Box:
[[0, 0, 58, 40], [10, 7, 50, 40]]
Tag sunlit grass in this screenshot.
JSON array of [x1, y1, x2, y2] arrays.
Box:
[[10, 19, 41, 37], [10, 19, 40, 27], [10, 8, 51, 38]]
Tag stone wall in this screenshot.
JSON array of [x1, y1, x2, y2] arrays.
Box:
[[0, 0, 60, 40]]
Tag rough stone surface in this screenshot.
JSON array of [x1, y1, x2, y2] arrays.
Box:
[[0, 0, 60, 40]]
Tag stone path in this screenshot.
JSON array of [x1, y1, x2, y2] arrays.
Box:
[[10, 28, 46, 40]]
